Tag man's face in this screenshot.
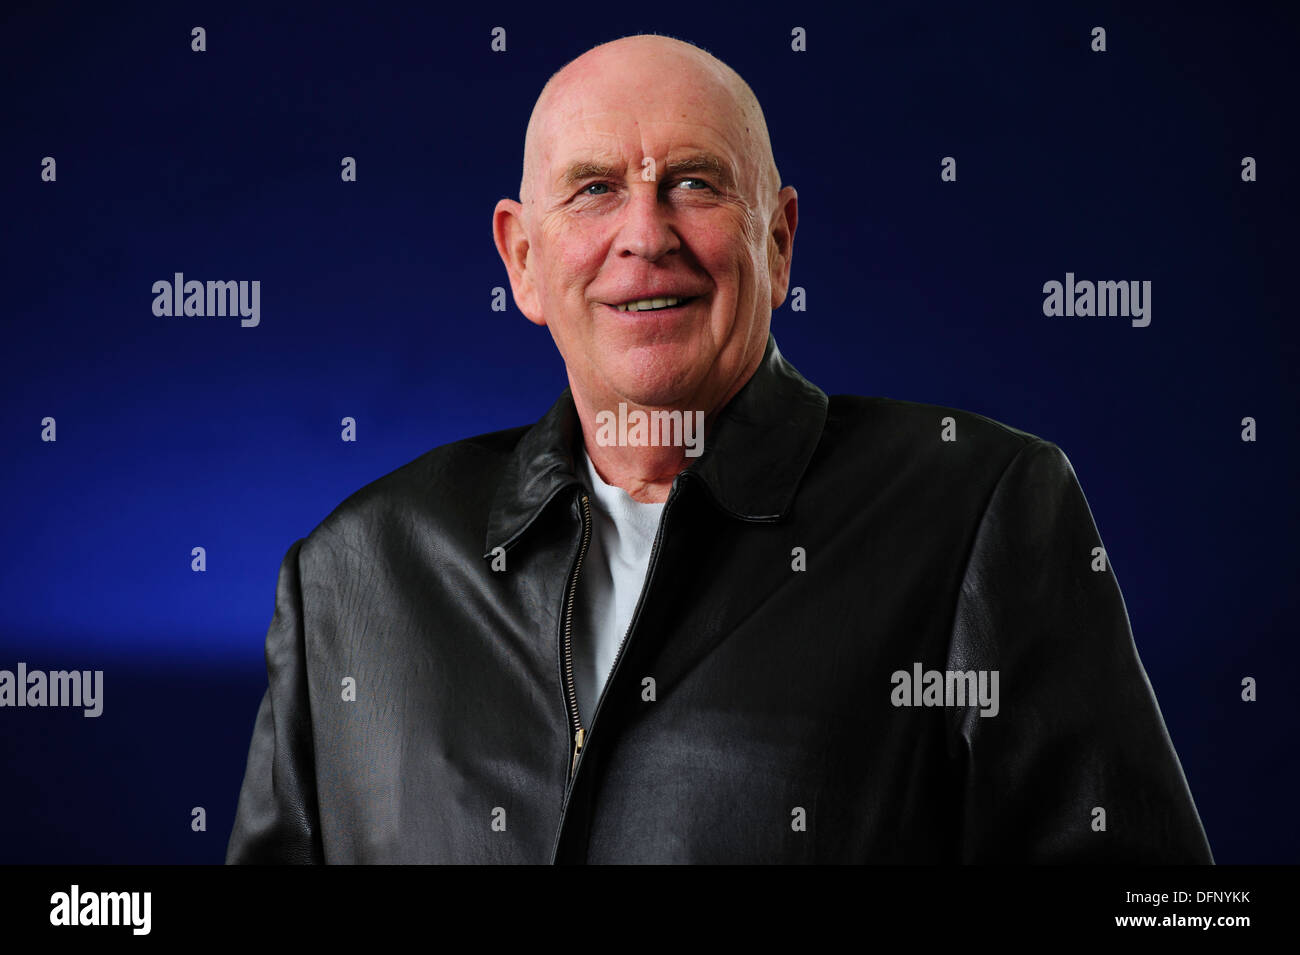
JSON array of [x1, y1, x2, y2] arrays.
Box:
[[496, 44, 796, 414]]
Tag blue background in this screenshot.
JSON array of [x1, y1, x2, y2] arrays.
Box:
[[2, 0, 1296, 863]]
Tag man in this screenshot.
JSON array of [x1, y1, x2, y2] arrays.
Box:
[[227, 34, 1212, 863]]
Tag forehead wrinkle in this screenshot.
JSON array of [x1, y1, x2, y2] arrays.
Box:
[[554, 150, 738, 193], [543, 113, 752, 208]]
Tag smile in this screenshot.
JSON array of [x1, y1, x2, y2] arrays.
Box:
[[610, 296, 697, 313]]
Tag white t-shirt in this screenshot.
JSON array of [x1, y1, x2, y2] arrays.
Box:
[[573, 445, 666, 726]]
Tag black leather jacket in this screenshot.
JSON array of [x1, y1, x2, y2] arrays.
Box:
[[227, 334, 1213, 863]]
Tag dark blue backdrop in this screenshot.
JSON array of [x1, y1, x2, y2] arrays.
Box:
[[2, 0, 1296, 863]]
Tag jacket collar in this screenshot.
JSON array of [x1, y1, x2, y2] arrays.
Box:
[[483, 333, 828, 557]]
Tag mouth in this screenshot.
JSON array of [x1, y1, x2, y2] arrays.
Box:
[[605, 295, 700, 313]]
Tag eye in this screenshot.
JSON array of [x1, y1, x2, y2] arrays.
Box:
[[582, 182, 612, 196], [675, 178, 713, 191]]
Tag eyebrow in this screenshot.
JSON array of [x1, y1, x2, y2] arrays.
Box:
[[558, 152, 735, 190], [665, 153, 733, 187], [560, 160, 623, 187]]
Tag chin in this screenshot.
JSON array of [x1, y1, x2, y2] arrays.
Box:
[[608, 362, 700, 408]]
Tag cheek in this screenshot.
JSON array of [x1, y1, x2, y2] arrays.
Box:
[[694, 213, 765, 291], [548, 225, 606, 298]]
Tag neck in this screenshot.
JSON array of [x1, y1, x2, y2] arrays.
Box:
[[569, 352, 764, 504], [576, 411, 688, 503]]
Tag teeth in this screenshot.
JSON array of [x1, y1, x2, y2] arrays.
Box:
[[616, 296, 688, 312]]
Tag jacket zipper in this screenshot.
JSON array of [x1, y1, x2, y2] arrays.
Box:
[[560, 477, 683, 784], [562, 492, 593, 779]]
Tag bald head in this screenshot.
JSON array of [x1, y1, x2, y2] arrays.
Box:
[[519, 34, 781, 218]]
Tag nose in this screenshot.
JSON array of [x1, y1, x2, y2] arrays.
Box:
[[614, 187, 680, 262]]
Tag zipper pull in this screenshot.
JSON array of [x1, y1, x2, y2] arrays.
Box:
[[569, 727, 586, 779]]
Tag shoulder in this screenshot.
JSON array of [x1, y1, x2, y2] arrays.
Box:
[[826, 393, 1043, 446], [297, 423, 531, 562], [815, 393, 1068, 495]]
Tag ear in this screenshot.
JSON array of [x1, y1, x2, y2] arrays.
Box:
[[766, 186, 798, 309], [493, 198, 546, 326]]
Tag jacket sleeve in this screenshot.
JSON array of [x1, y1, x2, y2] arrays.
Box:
[[226, 538, 326, 864], [946, 439, 1213, 863]]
